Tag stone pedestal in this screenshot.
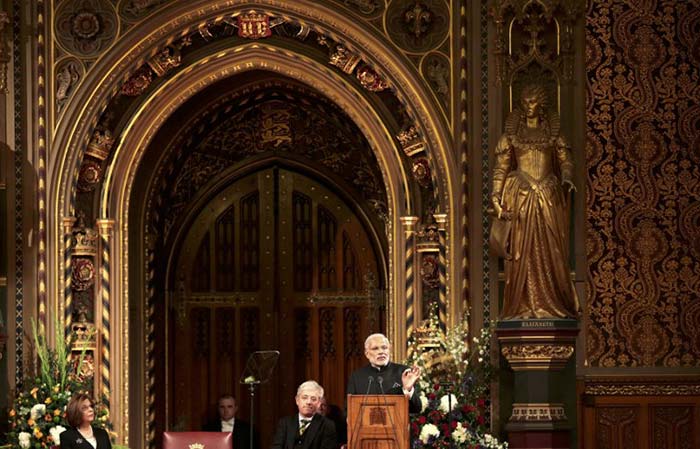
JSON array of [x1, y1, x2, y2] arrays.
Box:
[[497, 319, 579, 449]]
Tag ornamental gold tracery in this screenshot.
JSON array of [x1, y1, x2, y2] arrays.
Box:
[[501, 344, 574, 359]]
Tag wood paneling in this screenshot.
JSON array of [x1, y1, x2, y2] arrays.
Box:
[[171, 167, 382, 449], [581, 390, 700, 449]]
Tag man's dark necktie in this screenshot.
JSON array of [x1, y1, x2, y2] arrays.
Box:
[[299, 419, 311, 436]]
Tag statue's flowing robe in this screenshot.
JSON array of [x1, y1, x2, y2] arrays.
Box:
[[492, 128, 579, 319]]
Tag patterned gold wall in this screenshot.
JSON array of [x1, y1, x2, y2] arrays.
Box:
[[586, 0, 700, 367]]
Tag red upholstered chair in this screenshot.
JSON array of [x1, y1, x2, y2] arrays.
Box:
[[162, 431, 233, 449]]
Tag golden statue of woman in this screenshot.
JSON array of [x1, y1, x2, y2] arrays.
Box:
[[491, 84, 580, 319]]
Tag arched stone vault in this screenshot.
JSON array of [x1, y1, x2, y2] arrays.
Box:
[[46, 1, 461, 445]]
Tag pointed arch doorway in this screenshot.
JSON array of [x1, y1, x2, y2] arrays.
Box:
[[169, 164, 384, 446]]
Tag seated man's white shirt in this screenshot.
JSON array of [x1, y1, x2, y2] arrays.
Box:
[[221, 418, 235, 432]]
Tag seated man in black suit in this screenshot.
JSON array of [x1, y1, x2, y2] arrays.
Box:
[[204, 394, 257, 449], [271, 380, 337, 449], [346, 333, 422, 413]]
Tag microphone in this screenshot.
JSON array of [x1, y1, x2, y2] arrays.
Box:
[[377, 376, 384, 394], [365, 376, 374, 395]]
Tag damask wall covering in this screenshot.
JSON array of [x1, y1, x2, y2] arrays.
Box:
[[586, 0, 700, 367]]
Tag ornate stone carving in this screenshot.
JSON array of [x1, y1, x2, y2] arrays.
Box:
[[584, 378, 700, 396], [86, 129, 114, 160], [500, 343, 575, 370], [319, 35, 390, 92], [329, 44, 361, 74], [0, 12, 9, 93], [120, 0, 168, 21], [416, 219, 439, 244], [491, 0, 583, 83], [510, 403, 567, 422], [411, 157, 432, 188], [341, 0, 382, 15], [420, 255, 439, 289], [405, 1, 432, 38], [71, 352, 95, 381], [72, 10, 100, 39], [259, 102, 292, 147], [72, 217, 99, 256], [152, 87, 388, 240], [147, 46, 182, 77], [237, 12, 272, 39], [356, 65, 389, 92], [71, 317, 97, 351], [409, 319, 445, 352], [367, 199, 389, 224], [71, 258, 96, 291], [397, 126, 426, 156], [422, 53, 449, 107], [77, 160, 102, 192], [120, 65, 154, 96], [55, 0, 117, 58], [386, 0, 449, 53], [56, 59, 83, 111]]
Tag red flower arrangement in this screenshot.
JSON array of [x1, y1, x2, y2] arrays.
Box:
[[404, 318, 507, 449]]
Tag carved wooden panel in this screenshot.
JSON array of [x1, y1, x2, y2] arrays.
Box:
[[318, 206, 338, 290], [596, 406, 640, 449], [191, 233, 210, 292], [173, 305, 261, 433], [278, 169, 381, 417], [651, 406, 694, 449], [581, 392, 700, 449], [172, 168, 382, 448], [215, 205, 235, 291], [342, 231, 359, 291], [240, 193, 260, 291], [293, 191, 313, 291]]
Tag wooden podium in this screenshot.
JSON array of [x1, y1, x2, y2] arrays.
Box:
[[347, 394, 409, 449]]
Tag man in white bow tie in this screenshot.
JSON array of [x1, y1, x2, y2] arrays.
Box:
[[204, 394, 257, 449]]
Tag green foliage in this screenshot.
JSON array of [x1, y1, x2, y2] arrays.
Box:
[[7, 317, 110, 449]]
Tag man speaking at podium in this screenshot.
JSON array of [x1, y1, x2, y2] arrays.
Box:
[[346, 333, 422, 413]]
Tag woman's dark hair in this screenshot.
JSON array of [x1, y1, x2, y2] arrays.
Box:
[[65, 393, 94, 427]]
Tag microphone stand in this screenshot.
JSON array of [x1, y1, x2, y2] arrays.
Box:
[[246, 380, 260, 449], [349, 376, 375, 443], [240, 350, 279, 449], [376, 376, 399, 445]]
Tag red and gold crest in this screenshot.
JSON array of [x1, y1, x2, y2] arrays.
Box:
[[237, 13, 271, 39]]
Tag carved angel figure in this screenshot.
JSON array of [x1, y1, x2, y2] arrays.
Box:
[[491, 84, 579, 319]]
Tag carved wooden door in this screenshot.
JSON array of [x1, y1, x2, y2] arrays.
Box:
[[170, 166, 383, 448]]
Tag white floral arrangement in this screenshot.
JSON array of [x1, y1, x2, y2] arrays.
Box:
[[405, 316, 508, 449]]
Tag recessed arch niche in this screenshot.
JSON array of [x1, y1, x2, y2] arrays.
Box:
[[46, 2, 462, 446]]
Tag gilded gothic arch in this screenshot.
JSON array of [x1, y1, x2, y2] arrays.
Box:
[[46, 1, 462, 445]]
